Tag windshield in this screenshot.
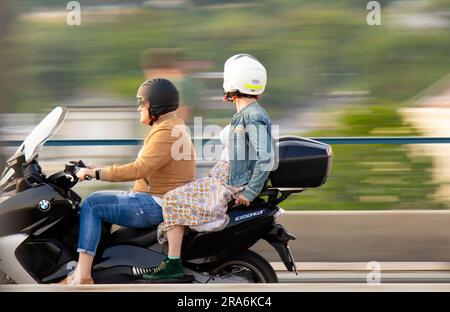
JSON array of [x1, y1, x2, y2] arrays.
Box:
[[0, 168, 14, 189], [21, 106, 67, 162], [0, 107, 67, 189]]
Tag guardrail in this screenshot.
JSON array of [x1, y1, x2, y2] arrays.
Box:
[[2, 137, 450, 147]]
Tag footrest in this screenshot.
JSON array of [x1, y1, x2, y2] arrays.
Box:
[[133, 275, 195, 284]]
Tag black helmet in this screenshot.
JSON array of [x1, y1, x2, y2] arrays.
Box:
[[138, 78, 179, 126]]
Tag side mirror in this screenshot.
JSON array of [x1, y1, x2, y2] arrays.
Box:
[[7, 153, 27, 192]]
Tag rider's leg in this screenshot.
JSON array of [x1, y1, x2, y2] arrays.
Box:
[[70, 191, 162, 284], [167, 225, 185, 257], [142, 225, 185, 280], [69, 253, 94, 284]]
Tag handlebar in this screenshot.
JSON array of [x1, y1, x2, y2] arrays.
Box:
[[66, 160, 92, 181]]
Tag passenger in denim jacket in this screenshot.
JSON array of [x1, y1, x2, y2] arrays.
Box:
[[142, 54, 275, 281], [224, 54, 275, 206], [229, 101, 275, 203]]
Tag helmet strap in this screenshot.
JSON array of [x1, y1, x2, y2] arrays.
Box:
[[148, 108, 158, 126], [224, 92, 236, 103], [224, 91, 259, 103]]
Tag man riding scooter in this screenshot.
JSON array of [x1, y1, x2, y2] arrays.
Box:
[[62, 78, 196, 285]]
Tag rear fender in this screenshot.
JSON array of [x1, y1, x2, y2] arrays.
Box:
[[264, 224, 297, 273]]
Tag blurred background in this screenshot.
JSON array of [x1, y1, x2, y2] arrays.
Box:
[[1, 0, 450, 210]]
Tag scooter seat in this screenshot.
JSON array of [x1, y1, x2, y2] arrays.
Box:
[[109, 226, 159, 247]]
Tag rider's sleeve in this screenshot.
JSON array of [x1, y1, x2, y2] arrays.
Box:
[[241, 117, 274, 202], [99, 127, 173, 182]]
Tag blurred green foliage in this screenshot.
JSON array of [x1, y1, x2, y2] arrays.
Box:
[[6, 0, 450, 112], [281, 104, 444, 210]]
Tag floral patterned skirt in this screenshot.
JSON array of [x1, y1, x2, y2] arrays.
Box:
[[157, 161, 243, 244]]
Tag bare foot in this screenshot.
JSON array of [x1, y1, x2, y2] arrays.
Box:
[[71, 277, 94, 285], [59, 272, 94, 285]]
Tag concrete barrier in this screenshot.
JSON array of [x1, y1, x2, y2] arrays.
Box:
[[252, 210, 450, 262]]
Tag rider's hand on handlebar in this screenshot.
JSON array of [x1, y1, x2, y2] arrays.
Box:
[[235, 193, 251, 206], [76, 168, 95, 182]]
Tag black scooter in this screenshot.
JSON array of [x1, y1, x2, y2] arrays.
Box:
[[0, 107, 332, 284]]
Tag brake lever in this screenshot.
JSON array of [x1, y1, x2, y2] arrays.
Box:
[[70, 160, 87, 168]]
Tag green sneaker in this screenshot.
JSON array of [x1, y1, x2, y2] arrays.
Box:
[[142, 257, 184, 281]]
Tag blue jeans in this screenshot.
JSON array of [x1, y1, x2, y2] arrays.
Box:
[[77, 191, 163, 256]]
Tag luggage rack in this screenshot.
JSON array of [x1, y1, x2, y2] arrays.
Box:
[[261, 187, 305, 206], [227, 187, 305, 210]]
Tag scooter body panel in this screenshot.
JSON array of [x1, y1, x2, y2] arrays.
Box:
[[182, 206, 275, 260], [0, 184, 72, 236]]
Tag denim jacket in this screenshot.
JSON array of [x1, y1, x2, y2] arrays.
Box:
[[228, 102, 275, 201]]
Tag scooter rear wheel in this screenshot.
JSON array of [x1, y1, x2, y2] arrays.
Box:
[[211, 250, 278, 283]]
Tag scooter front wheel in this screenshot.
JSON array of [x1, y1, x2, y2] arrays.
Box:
[[0, 271, 15, 284]]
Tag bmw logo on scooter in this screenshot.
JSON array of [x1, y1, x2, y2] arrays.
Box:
[[38, 199, 51, 211]]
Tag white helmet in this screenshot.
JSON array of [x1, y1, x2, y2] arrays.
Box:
[[223, 54, 267, 96]]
